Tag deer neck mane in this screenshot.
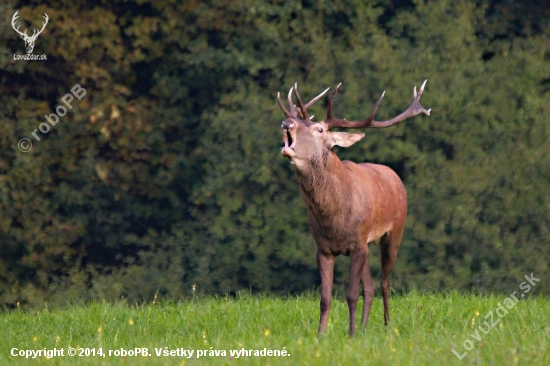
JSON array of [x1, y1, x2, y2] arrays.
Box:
[[295, 150, 351, 218]]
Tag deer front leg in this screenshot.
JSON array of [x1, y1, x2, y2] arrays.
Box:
[[347, 247, 367, 336], [317, 251, 334, 334]]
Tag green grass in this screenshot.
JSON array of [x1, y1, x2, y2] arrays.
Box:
[[1, 291, 549, 365]]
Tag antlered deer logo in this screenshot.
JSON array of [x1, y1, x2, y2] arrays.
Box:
[[11, 10, 49, 54]]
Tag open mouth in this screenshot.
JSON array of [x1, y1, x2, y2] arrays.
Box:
[[281, 128, 296, 161], [286, 130, 293, 147]]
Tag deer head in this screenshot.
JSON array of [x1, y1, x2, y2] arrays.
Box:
[[11, 11, 49, 54], [278, 81, 431, 170]]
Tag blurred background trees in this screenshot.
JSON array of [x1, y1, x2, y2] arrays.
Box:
[[0, 0, 549, 308]]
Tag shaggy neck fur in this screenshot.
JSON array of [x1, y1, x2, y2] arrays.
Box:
[[295, 149, 353, 221]]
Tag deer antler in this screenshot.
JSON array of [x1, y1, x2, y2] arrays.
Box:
[[277, 84, 330, 121], [11, 11, 48, 41], [11, 11, 27, 38], [29, 13, 49, 41], [324, 80, 431, 129]]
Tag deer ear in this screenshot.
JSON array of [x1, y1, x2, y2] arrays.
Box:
[[331, 132, 365, 148]]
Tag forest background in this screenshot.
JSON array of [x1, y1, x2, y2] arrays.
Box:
[[1, 0, 549, 309]]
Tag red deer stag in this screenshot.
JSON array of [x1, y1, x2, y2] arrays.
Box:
[[276, 80, 430, 335]]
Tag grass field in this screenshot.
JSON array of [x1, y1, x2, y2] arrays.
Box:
[[1, 291, 549, 365]]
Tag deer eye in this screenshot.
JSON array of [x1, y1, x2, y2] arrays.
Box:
[[316, 127, 323, 133]]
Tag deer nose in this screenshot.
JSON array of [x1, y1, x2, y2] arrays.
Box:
[[281, 120, 295, 131]]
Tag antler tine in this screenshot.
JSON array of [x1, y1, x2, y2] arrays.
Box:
[[326, 83, 341, 123], [304, 87, 330, 109], [277, 92, 293, 118], [293, 83, 310, 121], [287, 87, 298, 118]]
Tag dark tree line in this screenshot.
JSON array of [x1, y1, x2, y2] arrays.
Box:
[[0, 0, 549, 308]]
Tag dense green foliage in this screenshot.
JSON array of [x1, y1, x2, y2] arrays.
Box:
[[1, 0, 549, 307], [1, 293, 549, 365]]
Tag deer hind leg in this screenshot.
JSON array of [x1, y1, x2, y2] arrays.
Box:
[[317, 251, 334, 334], [347, 246, 367, 336], [380, 231, 402, 326], [360, 248, 375, 328]]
